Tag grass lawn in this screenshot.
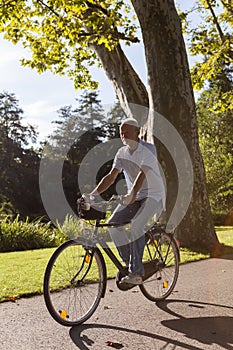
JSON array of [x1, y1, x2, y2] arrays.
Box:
[[0, 227, 232, 303], [0, 248, 53, 302], [215, 226, 233, 246]]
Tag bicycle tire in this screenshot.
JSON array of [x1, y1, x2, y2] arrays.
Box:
[[140, 232, 179, 301], [44, 239, 106, 326]]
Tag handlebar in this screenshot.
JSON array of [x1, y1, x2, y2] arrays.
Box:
[[80, 194, 124, 211]]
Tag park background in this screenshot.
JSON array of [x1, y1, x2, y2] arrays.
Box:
[[0, 0, 232, 253]]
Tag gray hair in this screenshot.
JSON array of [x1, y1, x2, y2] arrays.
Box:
[[120, 118, 139, 129]]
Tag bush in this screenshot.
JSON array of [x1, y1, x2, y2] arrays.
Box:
[[0, 195, 15, 220], [0, 216, 66, 252], [56, 215, 82, 239], [56, 214, 111, 241]]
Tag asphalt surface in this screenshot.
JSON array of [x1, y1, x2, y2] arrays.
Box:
[[1, 256, 233, 350]]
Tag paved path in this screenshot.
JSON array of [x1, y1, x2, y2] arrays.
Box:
[[1, 257, 233, 350]]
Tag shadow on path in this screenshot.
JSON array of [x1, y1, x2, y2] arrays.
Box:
[[158, 299, 233, 350], [155, 298, 233, 318], [70, 323, 205, 350], [70, 298, 233, 350], [162, 316, 233, 350]]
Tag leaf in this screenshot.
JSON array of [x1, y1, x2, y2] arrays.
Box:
[[9, 296, 16, 302], [104, 305, 111, 309], [105, 341, 124, 349], [0, 0, 137, 90]]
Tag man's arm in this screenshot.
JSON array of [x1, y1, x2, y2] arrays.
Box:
[[90, 168, 120, 195], [124, 165, 151, 205]]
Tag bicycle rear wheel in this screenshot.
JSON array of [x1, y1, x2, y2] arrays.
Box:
[[140, 232, 179, 301], [44, 239, 106, 326]]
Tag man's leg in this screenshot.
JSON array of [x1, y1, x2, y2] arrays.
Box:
[[107, 201, 141, 265], [129, 198, 163, 276]]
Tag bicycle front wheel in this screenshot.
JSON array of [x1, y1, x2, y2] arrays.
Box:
[[44, 239, 106, 326], [140, 232, 179, 301]]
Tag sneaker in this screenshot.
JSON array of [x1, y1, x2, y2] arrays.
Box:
[[120, 272, 143, 285]]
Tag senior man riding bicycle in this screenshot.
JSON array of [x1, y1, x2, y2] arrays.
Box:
[[89, 118, 166, 285]]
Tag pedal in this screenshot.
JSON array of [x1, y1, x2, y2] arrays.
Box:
[[115, 269, 135, 291]]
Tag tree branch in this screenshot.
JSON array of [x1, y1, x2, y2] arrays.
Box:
[[85, 0, 108, 16], [113, 30, 140, 43], [36, 0, 139, 43], [205, 0, 225, 43], [78, 29, 139, 43], [36, 0, 60, 17], [90, 41, 149, 122]]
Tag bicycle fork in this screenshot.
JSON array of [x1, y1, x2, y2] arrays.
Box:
[[70, 248, 94, 285]]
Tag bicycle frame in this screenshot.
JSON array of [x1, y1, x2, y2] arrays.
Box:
[[43, 216, 180, 326], [71, 222, 129, 297], [76, 220, 178, 286], [145, 224, 180, 262], [93, 223, 129, 276]]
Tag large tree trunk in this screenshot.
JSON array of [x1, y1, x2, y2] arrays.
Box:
[[131, 0, 218, 252], [92, 42, 152, 137], [92, 0, 219, 253], [91, 43, 149, 123]]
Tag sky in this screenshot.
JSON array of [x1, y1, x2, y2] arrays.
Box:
[[0, 1, 195, 142], [0, 34, 147, 141]]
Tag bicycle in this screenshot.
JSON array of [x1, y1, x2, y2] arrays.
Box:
[[43, 196, 180, 327]]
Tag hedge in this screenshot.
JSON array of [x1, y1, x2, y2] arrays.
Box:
[[0, 216, 66, 252]]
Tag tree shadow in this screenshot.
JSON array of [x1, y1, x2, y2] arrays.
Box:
[[69, 299, 233, 350], [70, 323, 204, 350], [156, 299, 233, 349], [162, 316, 233, 349], [155, 298, 233, 319]]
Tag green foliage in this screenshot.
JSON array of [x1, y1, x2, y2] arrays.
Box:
[[197, 85, 233, 215], [44, 91, 125, 209], [0, 0, 138, 90], [0, 88, 124, 219], [0, 91, 37, 145], [56, 215, 81, 239], [180, 0, 233, 111], [0, 91, 44, 218], [46, 89, 106, 158], [43, 90, 108, 210], [179, 1, 233, 221], [105, 98, 126, 139], [0, 194, 14, 220], [0, 216, 66, 252], [56, 214, 113, 242]]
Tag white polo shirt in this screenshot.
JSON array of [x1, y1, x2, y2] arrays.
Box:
[[112, 139, 166, 209]]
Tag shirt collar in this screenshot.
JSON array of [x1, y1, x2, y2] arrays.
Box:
[[127, 139, 142, 155]]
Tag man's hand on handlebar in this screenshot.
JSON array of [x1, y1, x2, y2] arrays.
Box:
[[82, 193, 95, 202], [81, 193, 135, 206], [110, 193, 135, 205]]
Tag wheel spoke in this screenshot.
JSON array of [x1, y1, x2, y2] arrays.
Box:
[[44, 240, 106, 326], [140, 232, 179, 301]]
